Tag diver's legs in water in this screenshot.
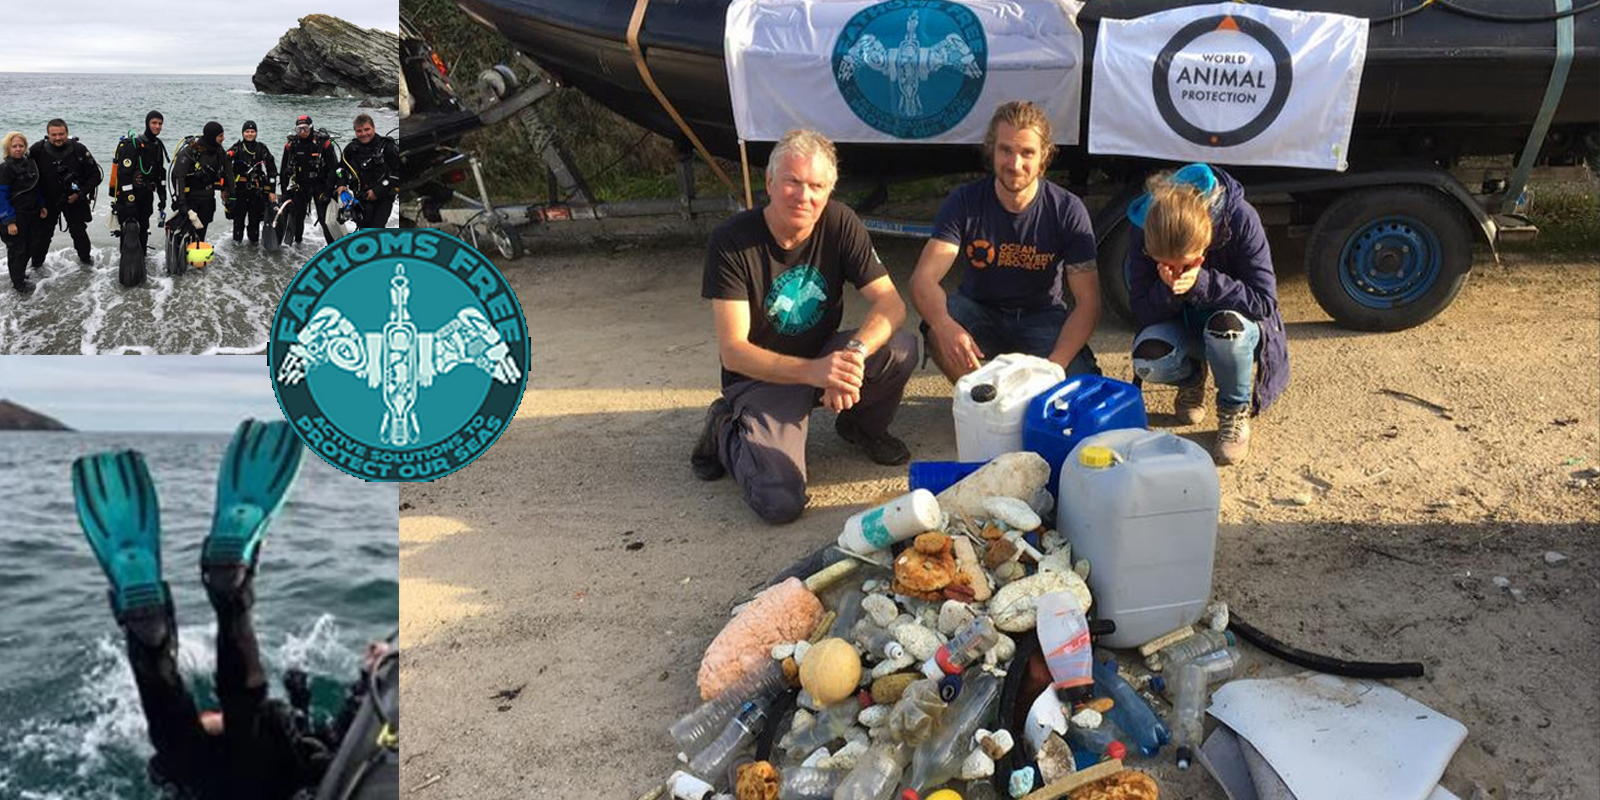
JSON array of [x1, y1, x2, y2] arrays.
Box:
[[122, 599, 211, 790], [204, 566, 269, 778]]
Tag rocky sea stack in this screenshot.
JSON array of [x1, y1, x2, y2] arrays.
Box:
[[253, 14, 399, 99], [0, 400, 72, 432]]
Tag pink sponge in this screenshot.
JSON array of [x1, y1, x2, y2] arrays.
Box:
[[696, 577, 823, 700]]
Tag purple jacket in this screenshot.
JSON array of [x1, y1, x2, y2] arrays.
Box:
[[1127, 167, 1289, 413]]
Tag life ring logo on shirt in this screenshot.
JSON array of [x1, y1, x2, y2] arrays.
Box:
[[966, 239, 995, 269], [765, 264, 829, 336], [832, 0, 987, 139], [1152, 14, 1293, 148], [270, 230, 529, 482]]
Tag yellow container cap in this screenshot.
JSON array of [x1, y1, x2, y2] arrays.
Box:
[[1079, 445, 1114, 468]]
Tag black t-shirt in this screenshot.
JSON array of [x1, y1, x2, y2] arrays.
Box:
[[702, 201, 887, 387], [932, 178, 1098, 312]]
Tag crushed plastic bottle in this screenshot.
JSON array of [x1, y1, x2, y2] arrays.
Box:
[[829, 586, 868, 640], [905, 671, 1002, 794], [886, 678, 948, 744], [778, 766, 847, 800], [854, 621, 908, 661], [1092, 657, 1169, 756], [670, 659, 787, 758], [1149, 629, 1234, 672], [833, 742, 912, 800], [1167, 647, 1241, 769], [921, 617, 999, 679], [781, 699, 860, 756], [688, 699, 768, 788], [1065, 720, 1127, 764]]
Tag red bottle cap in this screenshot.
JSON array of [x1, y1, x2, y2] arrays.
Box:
[[858, 689, 874, 708], [901, 790, 920, 800], [934, 646, 961, 675], [1107, 740, 1128, 760]]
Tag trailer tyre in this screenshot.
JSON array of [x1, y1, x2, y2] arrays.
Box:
[[1306, 188, 1472, 332], [1097, 222, 1135, 324], [490, 221, 524, 261]]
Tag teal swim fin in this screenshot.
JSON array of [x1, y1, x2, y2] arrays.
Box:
[[202, 419, 305, 569], [72, 450, 168, 616]]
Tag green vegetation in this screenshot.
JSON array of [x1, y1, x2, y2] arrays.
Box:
[[1507, 185, 1600, 255]]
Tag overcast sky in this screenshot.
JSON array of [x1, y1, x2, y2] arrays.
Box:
[[0, 1, 397, 75], [0, 358, 283, 432]]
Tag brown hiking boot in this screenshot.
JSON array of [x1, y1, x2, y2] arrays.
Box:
[[1214, 403, 1252, 465], [1173, 363, 1208, 425]]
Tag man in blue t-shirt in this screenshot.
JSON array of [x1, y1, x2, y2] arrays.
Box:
[[909, 101, 1102, 380]]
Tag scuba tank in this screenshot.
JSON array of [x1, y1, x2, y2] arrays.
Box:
[[314, 644, 398, 800]]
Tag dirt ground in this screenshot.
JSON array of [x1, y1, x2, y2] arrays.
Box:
[[399, 238, 1600, 800]]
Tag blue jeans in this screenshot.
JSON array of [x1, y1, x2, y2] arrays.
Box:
[[1131, 308, 1260, 408], [933, 292, 1100, 376]]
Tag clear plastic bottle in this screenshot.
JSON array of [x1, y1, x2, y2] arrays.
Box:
[[782, 699, 860, 756], [1149, 629, 1235, 672], [1167, 647, 1240, 770], [1092, 657, 1169, 756], [688, 699, 769, 788], [670, 659, 786, 758], [778, 766, 847, 800], [829, 586, 867, 641], [852, 621, 907, 661], [833, 742, 911, 800], [921, 616, 999, 679], [905, 671, 1002, 794]]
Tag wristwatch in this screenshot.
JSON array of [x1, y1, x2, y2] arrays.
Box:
[[845, 338, 868, 356]]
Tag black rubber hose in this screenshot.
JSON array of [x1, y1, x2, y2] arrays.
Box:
[[1436, 0, 1600, 23], [996, 631, 1040, 795], [1227, 612, 1425, 679]]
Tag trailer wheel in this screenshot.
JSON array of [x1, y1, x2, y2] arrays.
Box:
[[1306, 188, 1472, 331], [1097, 222, 1135, 324], [489, 221, 524, 261]]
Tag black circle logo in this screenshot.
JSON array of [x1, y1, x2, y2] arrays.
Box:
[[1151, 15, 1293, 148]]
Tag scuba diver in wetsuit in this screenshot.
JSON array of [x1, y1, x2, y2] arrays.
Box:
[[110, 111, 170, 251], [169, 122, 232, 244], [280, 115, 338, 246], [30, 118, 102, 265], [73, 420, 398, 800], [227, 121, 278, 245], [1, 131, 45, 295], [334, 114, 399, 229]]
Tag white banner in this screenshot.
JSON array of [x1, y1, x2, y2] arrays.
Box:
[[725, 0, 1084, 145], [1088, 3, 1367, 170]]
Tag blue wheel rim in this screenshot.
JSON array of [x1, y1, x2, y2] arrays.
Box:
[[1337, 215, 1442, 309]]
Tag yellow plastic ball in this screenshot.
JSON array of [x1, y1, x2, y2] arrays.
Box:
[[797, 637, 861, 707], [925, 790, 964, 800]]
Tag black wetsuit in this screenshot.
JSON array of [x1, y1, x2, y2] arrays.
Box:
[[0, 154, 45, 291], [338, 136, 399, 229], [30, 137, 102, 264], [280, 132, 337, 245], [111, 127, 169, 249], [228, 140, 278, 244], [171, 139, 232, 243]]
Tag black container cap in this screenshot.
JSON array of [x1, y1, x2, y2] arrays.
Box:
[[971, 383, 997, 403]]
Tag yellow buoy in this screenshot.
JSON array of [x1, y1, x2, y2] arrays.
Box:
[[797, 637, 861, 707]]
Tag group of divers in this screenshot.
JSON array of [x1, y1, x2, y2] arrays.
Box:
[[73, 419, 397, 799], [0, 110, 400, 295]]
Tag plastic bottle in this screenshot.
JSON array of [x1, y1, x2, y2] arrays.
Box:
[[778, 766, 847, 800], [1035, 592, 1093, 697], [782, 699, 860, 756], [670, 659, 787, 757], [829, 586, 867, 641], [833, 742, 912, 800], [1149, 629, 1235, 672], [905, 672, 1002, 794], [838, 490, 943, 554], [1150, 647, 1242, 699], [688, 699, 768, 787], [1166, 647, 1240, 770], [853, 621, 907, 662], [1066, 722, 1128, 764], [1092, 657, 1169, 756], [922, 617, 999, 679]]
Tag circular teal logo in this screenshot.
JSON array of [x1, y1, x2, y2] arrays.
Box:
[[832, 0, 987, 139], [765, 264, 829, 336], [269, 230, 529, 481]]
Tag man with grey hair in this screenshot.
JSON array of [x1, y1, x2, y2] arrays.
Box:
[[693, 129, 918, 525]]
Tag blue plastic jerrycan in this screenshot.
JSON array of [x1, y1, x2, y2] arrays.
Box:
[[1023, 375, 1147, 495]]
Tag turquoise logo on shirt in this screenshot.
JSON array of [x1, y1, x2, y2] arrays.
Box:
[[766, 264, 828, 336]]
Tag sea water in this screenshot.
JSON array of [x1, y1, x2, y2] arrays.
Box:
[[0, 73, 399, 354], [0, 430, 399, 799]]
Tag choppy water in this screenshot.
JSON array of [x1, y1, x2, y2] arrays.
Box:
[[0, 430, 400, 800], [0, 73, 399, 354]]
